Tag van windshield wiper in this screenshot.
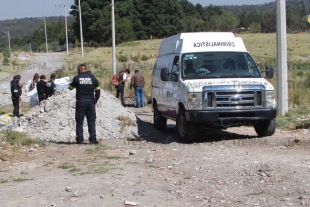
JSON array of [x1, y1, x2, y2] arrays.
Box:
[[220, 74, 259, 78], [193, 74, 221, 78]]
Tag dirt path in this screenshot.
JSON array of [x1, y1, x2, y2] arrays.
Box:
[[1, 106, 310, 207], [19, 52, 67, 86]]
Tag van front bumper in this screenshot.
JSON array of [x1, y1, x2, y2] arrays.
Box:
[[185, 109, 277, 123]]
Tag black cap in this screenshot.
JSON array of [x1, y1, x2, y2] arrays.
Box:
[[40, 75, 46, 79], [50, 73, 56, 79], [13, 75, 21, 80]]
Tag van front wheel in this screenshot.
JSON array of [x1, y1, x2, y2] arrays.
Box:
[[176, 110, 197, 143], [254, 118, 276, 137], [153, 104, 167, 130]]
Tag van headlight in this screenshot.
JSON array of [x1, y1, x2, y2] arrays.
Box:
[[266, 91, 276, 108], [187, 93, 202, 110]]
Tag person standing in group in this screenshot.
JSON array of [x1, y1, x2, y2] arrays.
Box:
[[28, 73, 39, 92], [115, 69, 130, 107], [130, 70, 145, 108], [10, 75, 23, 117], [37, 75, 48, 103], [69, 64, 101, 145], [46, 73, 57, 98]]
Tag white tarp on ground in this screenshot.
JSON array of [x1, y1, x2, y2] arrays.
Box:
[[26, 77, 71, 106]]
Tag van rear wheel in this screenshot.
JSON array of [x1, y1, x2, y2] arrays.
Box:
[[254, 118, 276, 137], [176, 110, 197, 143], [153, 104, 167, 130]]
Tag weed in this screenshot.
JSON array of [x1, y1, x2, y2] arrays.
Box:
[[141, 55, 148, 61], [132, 56, 140, 62], [57, 163, 75, 170], [2, 128, 35, 147], [0, 179, 8, 184], [86, 145, 109, 154], [43, 162, 54, 167], [20, 171, 27, 175], [104, 155, 122, 160], [118, 55, 129, 62], [13, 178, 28, 182], [68, 167, 81, 173]]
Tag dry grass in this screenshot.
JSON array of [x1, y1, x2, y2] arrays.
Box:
[[0, 128, 36, 161]]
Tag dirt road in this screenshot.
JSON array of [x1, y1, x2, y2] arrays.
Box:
[[1, 105, 310, 207], [19, 52, 66, 86]]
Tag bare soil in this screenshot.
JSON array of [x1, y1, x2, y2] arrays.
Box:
[[1, 105, 310, 207]]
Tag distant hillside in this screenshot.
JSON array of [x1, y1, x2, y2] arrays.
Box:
[[0, 16, 74, 38]]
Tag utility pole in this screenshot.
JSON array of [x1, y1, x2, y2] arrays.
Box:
[[63, 5, 69, 55], [26, 44, 32, 55], [3, 31, 11, 56], [276, 0, 288, 116], [111, 0, 116, 75], [44, 17, 48, 53], [78, 0, 84, 58]]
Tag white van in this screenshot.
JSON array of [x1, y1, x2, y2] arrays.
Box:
[[151, 32, 276, 142]]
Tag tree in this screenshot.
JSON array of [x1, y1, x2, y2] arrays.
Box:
[[249, 22, 261, 33], [218, 12, 239, 32]]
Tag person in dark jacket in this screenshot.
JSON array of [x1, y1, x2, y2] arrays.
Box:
[[37, 75, 48, 103], [69, 64, 101, 145], [10, 75, 23, 117], [46, 73, 56, 98], [130, 70, 145, 108], [115, 69, 130, 107]]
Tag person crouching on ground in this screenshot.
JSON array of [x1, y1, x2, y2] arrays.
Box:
[[69, 64, 101, 145], [37, 75, 48, 103], [46, 73, 57, 98], [10, 75, 23, 117], [130, 70, 145, 108]]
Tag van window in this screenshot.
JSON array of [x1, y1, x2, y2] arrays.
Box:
[[171, 56, 179, 73], [181, 52, 262, 79]]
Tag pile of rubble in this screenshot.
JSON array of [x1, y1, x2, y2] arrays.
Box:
[[1, 89, 139, 143]]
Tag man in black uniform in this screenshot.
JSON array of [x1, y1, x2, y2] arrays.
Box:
[[10, 75, 23, 117], [69, 64, 101, 144], [37, 75, 48, 103], [46, 73, 56, 98], [115, 69, 130, 107]]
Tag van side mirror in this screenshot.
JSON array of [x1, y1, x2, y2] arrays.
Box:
[[160, 68, 169, 81], [171, 72, 179, 82], [265, 66, 274, 79]]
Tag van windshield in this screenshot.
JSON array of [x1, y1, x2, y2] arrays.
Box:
[[181, 52, 262, 79]]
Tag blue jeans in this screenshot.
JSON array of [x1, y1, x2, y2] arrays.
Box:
[[135, 87, 144, 107]]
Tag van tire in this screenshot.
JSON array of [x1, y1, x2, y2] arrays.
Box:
[[176, 110, 197, 143], [153, 104, 167, 131], [254, 118, 276, 137]]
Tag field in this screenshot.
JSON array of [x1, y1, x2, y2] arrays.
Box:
[[59, 33, 310, 109]]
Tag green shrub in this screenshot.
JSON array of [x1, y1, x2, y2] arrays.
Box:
[[132, 56, 140, 62], [141, 55, 148, 61], [2, 57, 9, 66], [118, 55, 128, 62], [297, 71, 303, 76]]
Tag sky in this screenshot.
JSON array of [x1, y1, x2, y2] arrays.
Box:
[[0, 0, 275, 20]]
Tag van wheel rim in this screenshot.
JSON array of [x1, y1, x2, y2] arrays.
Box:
[[178, 116, 187, 137]]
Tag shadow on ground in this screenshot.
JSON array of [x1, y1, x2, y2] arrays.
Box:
[[134, 113, 259, 145]]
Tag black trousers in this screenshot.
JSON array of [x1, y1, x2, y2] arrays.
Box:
[[75, 99, 97, 143], [116, 86, 125, 106], [12, 98, 19, 117], [38, 94, 47, 103]]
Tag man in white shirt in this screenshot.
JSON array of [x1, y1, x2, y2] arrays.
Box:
[[115, 69, 130, 107]]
